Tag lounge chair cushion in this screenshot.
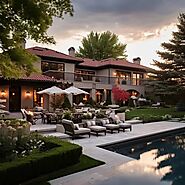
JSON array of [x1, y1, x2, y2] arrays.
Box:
[[91, 120, 96, 126], [86, 120, 96, 127], [105, 124, 119, 129], [86, 120, 92, 127], [74, 128, 91, 134], [100, 118, 110, 126], [101, 119, 106, 126], [89, 125, 106, 132]]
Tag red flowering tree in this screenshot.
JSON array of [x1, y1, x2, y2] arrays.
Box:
[[112, 86, 130, 104]]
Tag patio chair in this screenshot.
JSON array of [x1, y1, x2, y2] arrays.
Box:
[[22, 109, 42, 125], [62, 119, 91, 139], [97, 118, 120, 134], [84, 120, 106, 136], [21, 109, 27, 121], [110, 113, 132, 132]]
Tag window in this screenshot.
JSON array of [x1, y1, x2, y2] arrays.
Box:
[[132, 73, 143, 85], [74, 70, 95, 81], [115, 71, 131, 85], [33, 89, 43, 107], [41, 61, 64, 72]]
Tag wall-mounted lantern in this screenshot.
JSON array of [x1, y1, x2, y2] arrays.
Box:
[[1, 90, 6, 97], [26, 91, 31, 97]]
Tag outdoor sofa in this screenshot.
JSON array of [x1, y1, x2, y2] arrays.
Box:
[[62, 119, 91, 139]]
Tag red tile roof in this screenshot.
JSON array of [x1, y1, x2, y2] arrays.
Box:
[[79, 58, 150, 71], [27, 46, 150, 71], [20, 74, 56, 82], [27, 46, 83, 63]]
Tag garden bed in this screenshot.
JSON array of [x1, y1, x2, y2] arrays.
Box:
[[0, 137, 82, 185]]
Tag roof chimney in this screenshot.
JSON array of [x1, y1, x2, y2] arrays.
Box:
[[68, 47, 75, 57], [133, 57, 141, 65]]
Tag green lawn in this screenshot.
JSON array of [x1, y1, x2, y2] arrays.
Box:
[[21, 155, 105, 185], [126, 107, 185, 122]]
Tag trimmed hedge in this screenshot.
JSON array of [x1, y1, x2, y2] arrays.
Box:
[[0, 137, 82, 185]]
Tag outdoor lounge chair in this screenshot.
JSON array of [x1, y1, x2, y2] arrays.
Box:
[[97, 118, 120, 134], [62, 119, 91, 139], [116, 113, 132, 132], [84, 120, 106, 136]]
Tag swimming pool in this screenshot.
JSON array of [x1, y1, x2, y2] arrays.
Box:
[[99, 131, 185, 185]]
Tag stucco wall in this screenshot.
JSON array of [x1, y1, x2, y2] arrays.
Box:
[[21, 86, 33, 109], [65, 63, 75, 73], [0, 85, 9, 111]]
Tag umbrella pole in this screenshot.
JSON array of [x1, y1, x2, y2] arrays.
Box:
[[53, 93, 56, 111]]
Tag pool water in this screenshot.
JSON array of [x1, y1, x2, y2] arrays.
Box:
[[99, 132, 185, 185]]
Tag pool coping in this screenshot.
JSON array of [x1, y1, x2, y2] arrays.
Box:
[[98, 126, 185, 148]]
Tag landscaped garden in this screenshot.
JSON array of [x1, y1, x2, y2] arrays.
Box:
[[0, 119, 104, 185], [125, 107, 185, 123]]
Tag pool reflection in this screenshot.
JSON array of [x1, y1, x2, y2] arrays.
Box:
[[100, 133, 185, 185]]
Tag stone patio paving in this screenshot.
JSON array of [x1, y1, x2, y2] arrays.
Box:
[[49, 121, 185, 185]]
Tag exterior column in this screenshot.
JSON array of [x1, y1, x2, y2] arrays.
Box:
[[91, 83, 96, 102], [91, 89, 96, 102], [130, 72, 133, 85], [104, 89, 107, 101]]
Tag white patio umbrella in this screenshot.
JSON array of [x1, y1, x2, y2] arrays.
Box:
[[37, 86, 69, 111], [37, 86, 69, 95], [65, 86, 89, 95], [65, 86, 89, 106]]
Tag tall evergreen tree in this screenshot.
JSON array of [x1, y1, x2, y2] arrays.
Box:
[[149, 13, 185, 102], [76, 31, 127, 60]]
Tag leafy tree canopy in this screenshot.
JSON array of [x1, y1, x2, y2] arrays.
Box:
[[76, 31, 127, 61], [0, 0, 73, 78]]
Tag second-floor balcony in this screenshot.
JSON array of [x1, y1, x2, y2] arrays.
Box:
[[43, 71, 144, 86]]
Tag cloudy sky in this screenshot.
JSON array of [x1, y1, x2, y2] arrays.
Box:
[[27, 0, 185, 67]]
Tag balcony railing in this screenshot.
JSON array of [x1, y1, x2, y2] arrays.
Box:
[[43, 71, 144, 86]]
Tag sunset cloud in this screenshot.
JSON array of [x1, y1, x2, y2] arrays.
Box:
[[27, 0, 185, 67]]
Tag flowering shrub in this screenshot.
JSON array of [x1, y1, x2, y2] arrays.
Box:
[[82, 112, 93, 119], [112, 86, 130, 104], [0, 119, 47, 162]]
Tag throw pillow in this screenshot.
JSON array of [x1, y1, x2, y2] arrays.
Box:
[[86, 121, 92, 127], [115, 115, 121, 124], [105, 119, 110, 124], [91, 120, 96, 126], [74, 124, 80, 130], [101, 119, 106, 126]]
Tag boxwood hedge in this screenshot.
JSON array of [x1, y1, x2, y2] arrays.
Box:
[[0, 137, 82, 185]]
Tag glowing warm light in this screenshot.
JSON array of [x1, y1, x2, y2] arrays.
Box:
[[113, 72, 117, 76], [83, 95, 87, 101], [26, 91, 31, 97], [1, 90, 6, 97]]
